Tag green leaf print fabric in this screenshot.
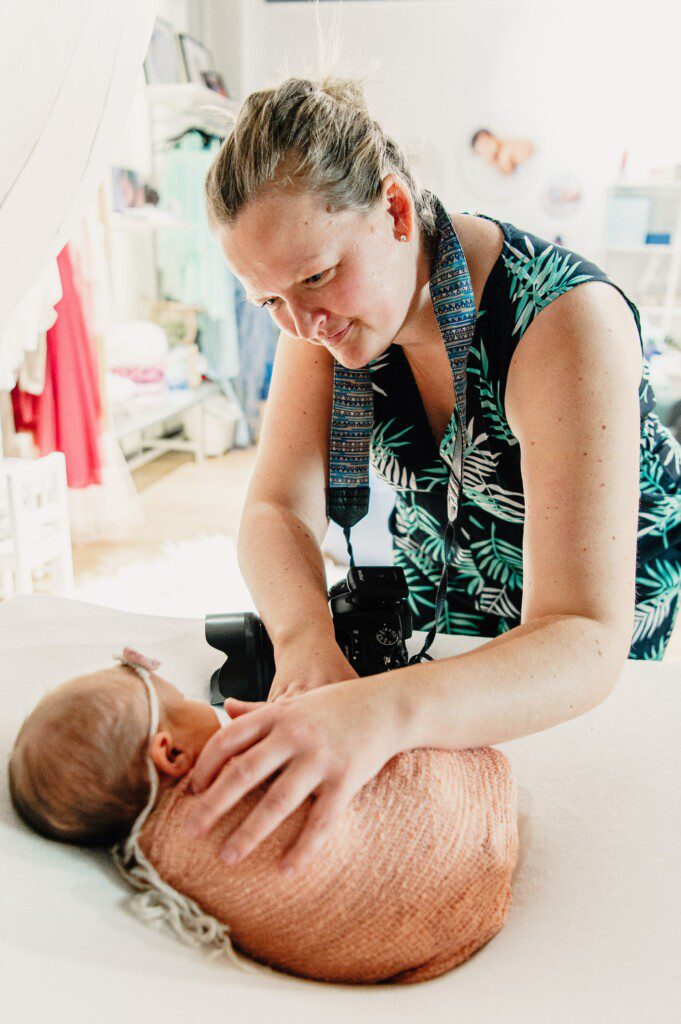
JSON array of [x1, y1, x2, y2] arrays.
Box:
[[366, 215, 681, 660]]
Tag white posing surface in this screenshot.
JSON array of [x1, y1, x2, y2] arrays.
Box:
[[0, 595, 679, 1024]]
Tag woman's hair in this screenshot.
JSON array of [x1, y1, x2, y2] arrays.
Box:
[[204, 72, 439, 265], [7, 667, 151, 847]]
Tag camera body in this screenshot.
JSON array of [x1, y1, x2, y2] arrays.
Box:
[[327, 566, 413, 674], [205, 566, 413, 705]]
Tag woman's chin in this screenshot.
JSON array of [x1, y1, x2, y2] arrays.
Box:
[[333, 349, 365, 369], [328, 331, 379, 369]]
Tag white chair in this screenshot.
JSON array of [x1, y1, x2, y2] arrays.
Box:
[[0, 452, 74, 597]]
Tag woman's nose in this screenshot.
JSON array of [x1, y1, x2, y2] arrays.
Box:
[[284, 304, 327, 342]]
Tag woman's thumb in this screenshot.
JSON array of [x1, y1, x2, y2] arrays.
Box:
[[223, 697, 258, 716]]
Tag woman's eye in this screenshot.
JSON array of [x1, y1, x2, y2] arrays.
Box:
[[258, 269, 331, 308]]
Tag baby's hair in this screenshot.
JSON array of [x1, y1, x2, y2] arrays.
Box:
[[471, 128, 493, 148], [8, 665, 150, 846]]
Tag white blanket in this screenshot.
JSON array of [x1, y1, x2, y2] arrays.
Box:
[[0, 595, 679, 1023]]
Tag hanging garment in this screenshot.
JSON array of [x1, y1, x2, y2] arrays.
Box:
[[69, 195, 114, 343], [66, 429, 145, 544], [12, 246, 102, 489], [157, 132, 238, 326], [67, 199, 145, 542], [17, 332, 47, 396], [327, 191, 681, 661], [0, 261, 61, 392], [157, 130, 248, 439], [231, 275, 279, 445]]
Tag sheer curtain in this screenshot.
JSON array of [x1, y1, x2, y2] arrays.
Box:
[[0, 0, 156, 373], [0, 0, 155, 541]]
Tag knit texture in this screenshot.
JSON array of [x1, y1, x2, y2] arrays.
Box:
[[138, 745, 518, 985]]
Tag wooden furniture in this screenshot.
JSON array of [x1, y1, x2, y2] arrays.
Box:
[[0, 452, 73, 597]]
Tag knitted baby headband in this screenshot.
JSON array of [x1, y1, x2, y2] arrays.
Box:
[[110, 648, 274, 977]]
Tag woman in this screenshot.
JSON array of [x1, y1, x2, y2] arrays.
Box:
[[184, 75, 681, 877]]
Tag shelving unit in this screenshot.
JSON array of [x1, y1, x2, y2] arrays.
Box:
[[604, 180, 681, 340], [112, 380, 221, 471], [101, 81, 243, 470], [145, 82, 238, 110], [108, 210, 197, 232], [145, 82, 240, 144]]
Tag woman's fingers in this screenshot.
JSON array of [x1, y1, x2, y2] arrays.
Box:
[[223, 698, 261, 717], [217, 759, 326, 869], [188, 711, 270, 794], [279, 781, 354, 875], [186, 737, 294, 838]]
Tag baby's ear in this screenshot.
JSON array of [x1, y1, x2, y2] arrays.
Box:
[[149, 732, 189, 779]]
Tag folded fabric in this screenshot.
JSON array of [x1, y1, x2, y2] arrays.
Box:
[[138, 744, 518, 985]]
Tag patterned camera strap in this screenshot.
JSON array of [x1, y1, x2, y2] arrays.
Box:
[[326, 190, 477, 659]]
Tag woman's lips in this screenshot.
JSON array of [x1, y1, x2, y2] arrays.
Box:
[[325, 322, 353, 345]]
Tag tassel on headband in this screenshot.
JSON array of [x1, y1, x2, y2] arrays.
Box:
[[109, 649, 278, 978]]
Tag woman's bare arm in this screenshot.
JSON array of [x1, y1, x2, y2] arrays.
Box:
[[236, 332, 338, 654]]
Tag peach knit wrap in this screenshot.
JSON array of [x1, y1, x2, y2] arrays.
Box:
[[138, 745, 519, 985]]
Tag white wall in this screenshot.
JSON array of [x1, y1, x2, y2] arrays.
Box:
[[198, 0, 681, 263]]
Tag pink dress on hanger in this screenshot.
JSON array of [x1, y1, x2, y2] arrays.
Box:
[[12, 245, 102, 488]]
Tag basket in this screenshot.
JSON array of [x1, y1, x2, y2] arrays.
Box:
[[147, 300, 203, 348]]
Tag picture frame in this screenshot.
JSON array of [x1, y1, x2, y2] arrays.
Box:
[[111, 168, 146, 213], [143, 17, 186, 85], [178, 32, 216, 86], [201, 70, 229, 98]]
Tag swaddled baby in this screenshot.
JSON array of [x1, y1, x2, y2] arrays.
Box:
[[8, 649, 519, 985]]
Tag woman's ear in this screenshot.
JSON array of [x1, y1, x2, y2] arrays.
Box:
[[148, 732, 192, 778]]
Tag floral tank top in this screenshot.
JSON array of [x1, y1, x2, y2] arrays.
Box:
[[327, 194, 681, 661]]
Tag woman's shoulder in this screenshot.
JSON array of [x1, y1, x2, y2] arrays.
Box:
[[448, 211, 505, 311], [450, 210, 505, 256]]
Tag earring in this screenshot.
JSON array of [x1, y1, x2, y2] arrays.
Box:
[[400, 234, 407, 242]]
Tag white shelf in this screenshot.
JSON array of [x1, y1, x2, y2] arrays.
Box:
[[112, 381, 221, 440], [145, 82, 237, 147], [112, 381, 222, 470], [146, 83, 239, 112], [109, 211, 197, 232], [610, 180, 681, 193], [606, 244, 677, 254], [604, 177, 681, 341], [639, 306, 681, 319]]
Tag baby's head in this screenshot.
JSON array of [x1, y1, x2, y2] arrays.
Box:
[[8, 650, 220, 847]]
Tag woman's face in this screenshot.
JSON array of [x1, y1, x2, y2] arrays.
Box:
[[216, 174, 430, 369]]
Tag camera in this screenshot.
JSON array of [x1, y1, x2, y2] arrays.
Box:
[[205, 566, 413, 705]]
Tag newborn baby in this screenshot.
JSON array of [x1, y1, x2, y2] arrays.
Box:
[[8, 648, 519, 985]]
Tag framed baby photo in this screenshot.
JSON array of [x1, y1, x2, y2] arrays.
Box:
[[178, 33, 216, 86]]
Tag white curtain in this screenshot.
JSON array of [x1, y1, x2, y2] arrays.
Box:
[[0, 0, 157, 345]]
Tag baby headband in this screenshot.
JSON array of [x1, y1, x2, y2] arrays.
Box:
[[110, 648, 274, 977]]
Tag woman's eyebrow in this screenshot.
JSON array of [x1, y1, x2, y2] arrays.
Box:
[[248, 255, 326, 302]]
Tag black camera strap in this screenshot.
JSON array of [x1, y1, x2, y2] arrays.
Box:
[[327, 190, 476, 665]]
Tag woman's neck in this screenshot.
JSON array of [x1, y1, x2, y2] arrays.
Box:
[[393, 224, 440, 356]]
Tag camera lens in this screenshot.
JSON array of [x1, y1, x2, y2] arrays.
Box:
[[205, 613, 275, 702]]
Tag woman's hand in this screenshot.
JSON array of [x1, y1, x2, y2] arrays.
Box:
[[184, 676, 404, 876], [267, 637, 359, 702]]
